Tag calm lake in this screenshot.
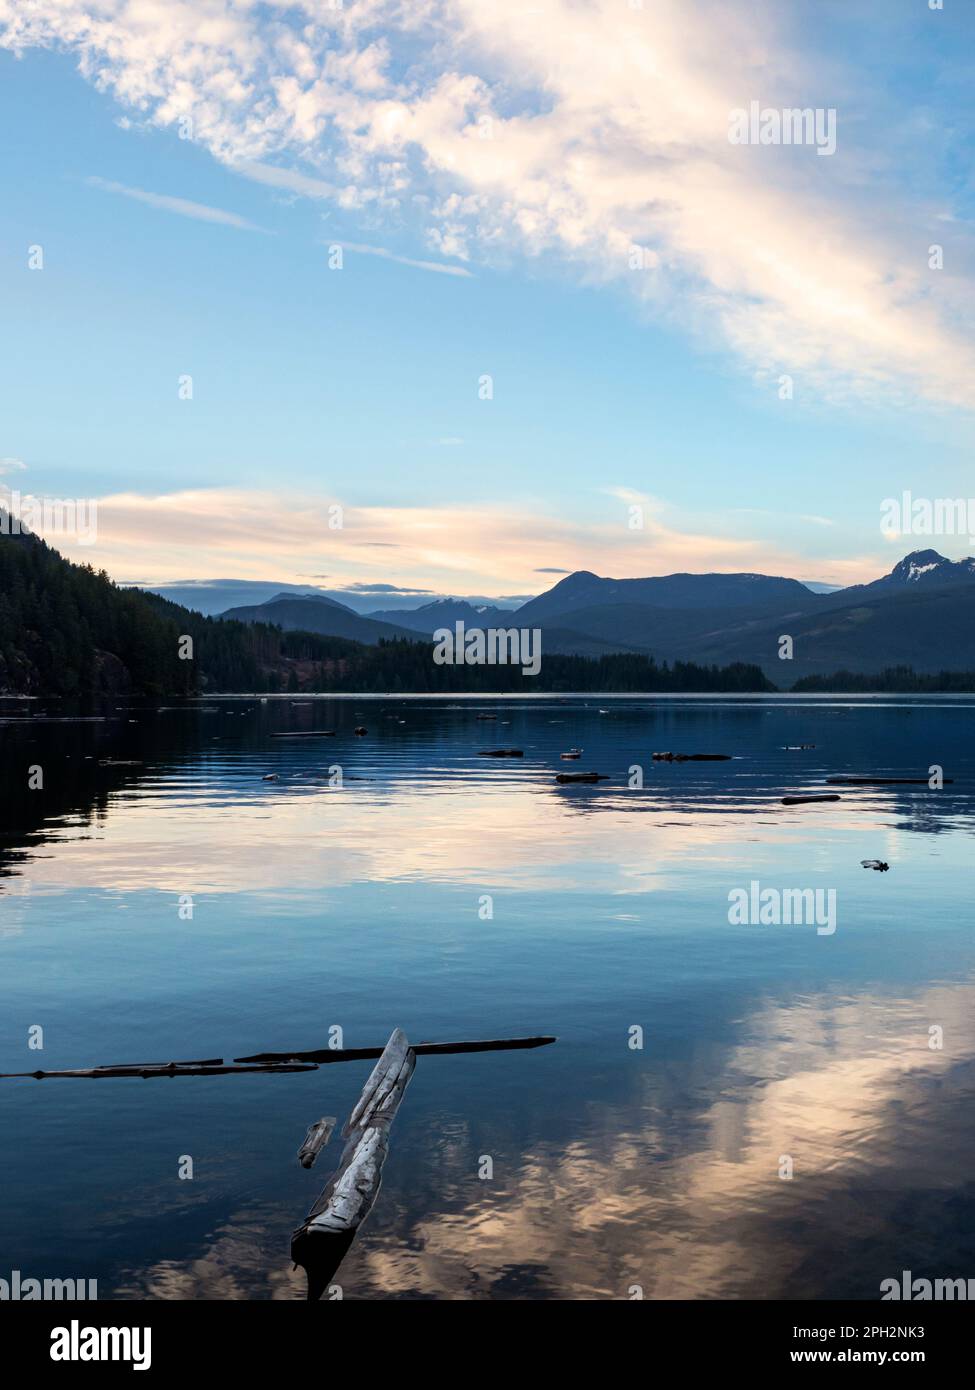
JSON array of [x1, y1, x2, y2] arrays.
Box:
[[1, 694, 974, 1300]]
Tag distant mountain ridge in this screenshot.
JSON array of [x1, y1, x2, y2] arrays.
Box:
[[365, 598, 519, 632], [221, 594, 420, 645], [213, 549, 975, 677], [515, 568, 816, 621], [509, 549, 975, 678], [844, 548, 975, 597]]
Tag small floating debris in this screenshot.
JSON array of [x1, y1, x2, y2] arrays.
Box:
[[826, 776, 952, 786], [652, 752, 732, 762], [297, 1117, 337, 1169], [478, 748, 523, 757], [476, 714, 496, 721], [262, 773, 279, 781], [556, 771, 610, 783], [560, 749, 583, 760], [861, 859, 890, 871], [781, 794, 841, 805], [271, 731, 336, 738], [783, 744, 816, 750], [354, 726, 367, 736], [97, 759, 142, 767]]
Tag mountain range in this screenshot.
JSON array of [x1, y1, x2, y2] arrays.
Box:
[[215, 549, 975, 679], [2, 515, 974, 692]]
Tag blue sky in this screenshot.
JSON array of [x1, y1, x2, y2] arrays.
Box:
[[1, 0, 973, 601]]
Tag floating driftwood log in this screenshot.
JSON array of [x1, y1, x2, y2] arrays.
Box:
[[237, 1034, 556, 1065], [555, 771, 609, 783], [291, 1028, 415, 1300], [298, 1117, 337, 1169], [478, 748, 523, 757], [781, 794, 841, 805], [0, 1062, 318, 1080], [861, 859, 890, 871], [560, 749, 582, 760], [783, 744, 816, 750], [826, 776, 953, 786]]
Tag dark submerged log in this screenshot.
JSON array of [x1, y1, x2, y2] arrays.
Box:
[[0, 1063, 318, 1080], [236, 1034, 556, 1065], [781, 794, 841, 805]]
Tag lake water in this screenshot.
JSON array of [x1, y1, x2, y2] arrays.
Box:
[[1, 694, 974, 1300]]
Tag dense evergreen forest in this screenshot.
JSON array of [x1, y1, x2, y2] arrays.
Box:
[[791, 666, 975, 693], [302, 639, 773, 693], [0, 520, 771, 694]]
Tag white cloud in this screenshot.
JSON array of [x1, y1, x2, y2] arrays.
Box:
[[86, 175, 270, 231], [43, 485, 886, 590], [338, 241, 473, 277], [4, 0, 974, 406], [229, 160, 335, 200], [0, 457, 27, 475]]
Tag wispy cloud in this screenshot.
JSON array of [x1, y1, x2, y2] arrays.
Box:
[[230, 161, 335, 201], [5, 3, 972, 405], [86, 177, 270, 233], [339, 243, 473, 278], [0, 457, 27, 475]]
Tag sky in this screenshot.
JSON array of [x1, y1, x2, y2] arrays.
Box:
[[1, 0, 973, 605]]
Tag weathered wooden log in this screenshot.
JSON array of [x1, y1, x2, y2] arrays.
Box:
[[861, 859, 890, 871], [782, 745, 816, 750], [298, 1117, 337, 1169], [236, 1034, 557, 1065], [555, 772, 609, 783], [291, 1028, 416, 1300], [0, 1063, 318, 1080], [826, 776, 952, 785], [477, 748, 523, 757], [781, 794, 841, 805]]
